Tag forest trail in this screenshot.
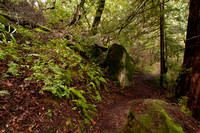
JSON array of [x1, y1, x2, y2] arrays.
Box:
[[94, 72, 163, 132]]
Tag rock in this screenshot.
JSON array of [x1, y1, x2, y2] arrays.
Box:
[[123, 99, 185, 133], [103, 44, 135, 88]]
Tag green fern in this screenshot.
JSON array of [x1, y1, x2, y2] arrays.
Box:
[[0, 90, 10, 95]]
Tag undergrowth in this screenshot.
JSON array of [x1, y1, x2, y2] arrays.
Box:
[[0, 22, 108, 130], [178, 96, 192, 116]]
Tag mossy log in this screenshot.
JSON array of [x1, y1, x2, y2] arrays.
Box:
[[0, 11, 50, 32], [66, 43, 88, 59]]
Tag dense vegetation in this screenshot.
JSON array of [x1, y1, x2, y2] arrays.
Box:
[[1, 0, 200, 132]]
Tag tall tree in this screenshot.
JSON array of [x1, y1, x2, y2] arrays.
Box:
[[159, 0, 166, 88], [91, 0, 105, 35], [176, 0, 200, 120]]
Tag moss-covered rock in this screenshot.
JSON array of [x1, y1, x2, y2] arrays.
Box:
[[103, 44, 135, 88], [124, 99, 185, 133]]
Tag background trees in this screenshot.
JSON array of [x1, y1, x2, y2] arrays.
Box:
[[0, 0, 189, 94]]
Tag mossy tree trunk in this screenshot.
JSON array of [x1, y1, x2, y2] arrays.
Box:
[[91, 0, 105, 35]]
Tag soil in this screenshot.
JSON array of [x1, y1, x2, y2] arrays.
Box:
[[1, 66, 200, 132], [93, 72, 163, 132]]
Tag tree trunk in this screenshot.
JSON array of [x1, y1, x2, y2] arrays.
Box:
[[176, 0, 200, 120], [91, 0, 105, 35], [159, 0, 166, 88], [68, 0, 85, 26]]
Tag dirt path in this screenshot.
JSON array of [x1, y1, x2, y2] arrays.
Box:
[[94, 72, 163, 132]]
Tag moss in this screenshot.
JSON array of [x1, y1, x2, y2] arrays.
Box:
[[34, 28, 49, 33], [0, 11, 10, 18], [139, 115, 153, 128], [124, 99, 185, 133], [0, 12, 13, 26], [37, 24, 51, 32], [0, 16, 9, 25], [125, 53, 135, 81], [104, 44, 135, 81], [144, 99, 166, 110], [104, 44, 126, 80], [160, 108, 184, 133]]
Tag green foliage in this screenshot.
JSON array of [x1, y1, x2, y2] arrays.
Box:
[[0, 19, 107, 124], [7, 61, 19, 76], [178, 96, 192, 116], [0, 23, 22, 62], [45, 109, 53, 118], [165, 61, 182, 86], [34, 28, 49, 33], [0, 90, 10, 95], [24, 38, 108, 122], [0, 23, 16, 43], [44, 0, 73, 29]]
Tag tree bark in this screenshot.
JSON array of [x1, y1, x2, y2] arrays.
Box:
[[176, 0, 200, 120], [91, 0, 105, 35], [159, 0, 166, 88]]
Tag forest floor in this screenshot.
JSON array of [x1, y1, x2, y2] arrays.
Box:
[[93, 71, 163, 132], [1, 65, 200, 132], [94, 70, 200, 133]]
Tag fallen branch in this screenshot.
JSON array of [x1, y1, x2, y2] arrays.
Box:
[[0, 11, 51, 32]]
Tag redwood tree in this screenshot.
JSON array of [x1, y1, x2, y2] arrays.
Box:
[[176, 0, 200, 120]]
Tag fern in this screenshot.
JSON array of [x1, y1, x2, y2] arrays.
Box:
[[7, 61, 19, 76], [0, 90, 10, 95], [24, 38, 109, 123]]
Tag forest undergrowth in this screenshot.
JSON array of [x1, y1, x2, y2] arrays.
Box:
[[0, 23, 111, 132]]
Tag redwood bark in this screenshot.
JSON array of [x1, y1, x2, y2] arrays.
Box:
[[176, 0, 200, 120]]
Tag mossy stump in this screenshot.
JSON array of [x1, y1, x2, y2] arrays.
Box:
[[103, 44, 135, 88]]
